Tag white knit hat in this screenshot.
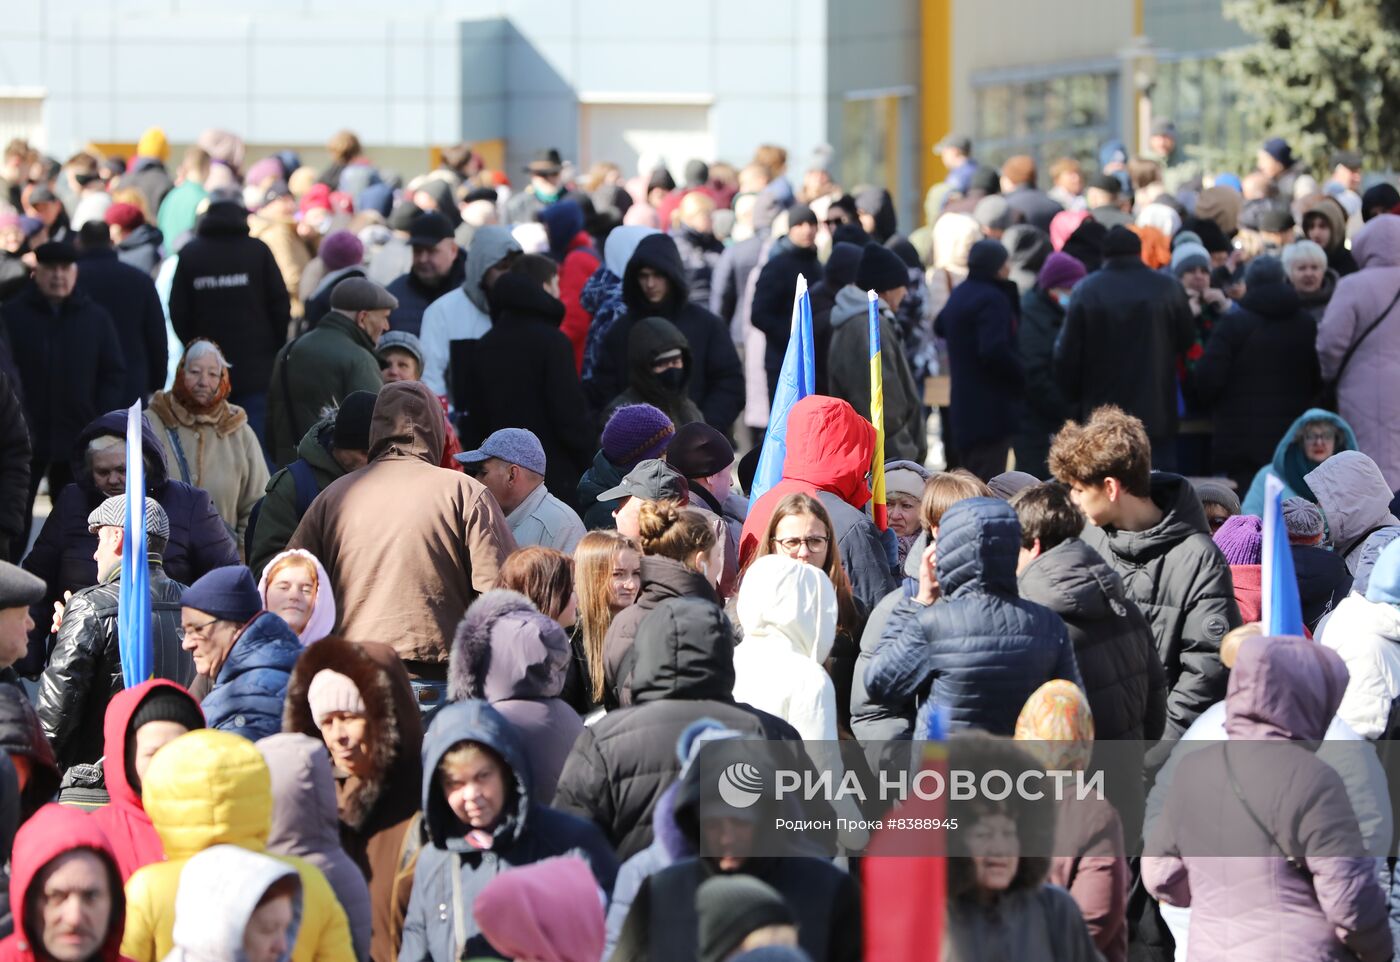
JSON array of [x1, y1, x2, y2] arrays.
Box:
[[307, 669, 366, 728]]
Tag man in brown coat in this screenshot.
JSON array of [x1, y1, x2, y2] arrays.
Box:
[[290, 380, 515, 715]]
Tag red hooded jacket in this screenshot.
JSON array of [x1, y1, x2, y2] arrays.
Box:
[[0, 804, 133, 962], [559, 232, 601, 372], [740, 394, 876, 564], [90, 681, 205, 882]]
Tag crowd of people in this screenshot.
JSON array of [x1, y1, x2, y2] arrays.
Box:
[[0, 117, 1396, 960]]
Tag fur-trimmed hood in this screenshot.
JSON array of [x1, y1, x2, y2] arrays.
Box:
[[282, 636, 423, 833], [449, 589, 571, 704]]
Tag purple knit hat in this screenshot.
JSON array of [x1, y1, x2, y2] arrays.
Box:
[[601, 404, 675, 468], [1213, 513, 1262, 565], [318, 229, 364, 271], [1037, 251, 1087, 292]]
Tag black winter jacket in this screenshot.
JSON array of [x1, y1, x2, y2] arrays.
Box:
[[1081, 473, 1241, 741], [455, 273, 595, 506], [21, 410, 239, 673], [554, 596, 802, 861], [612, 756, 862, 962], [1294, 542, 1353, 633], [1053, 255, 1195, 444], [169, 203, 290, 394], [668, 226, 724, 309], [600, 316, 706, 431], [587, 233, 745, 433], [1017, 537, 1166, 741], [0, 684, 59, 819], [386, 250, 465, 337], [1014, 287, 1072, 478], [935, 270, 1025, 450], [601, 555, 718, 710], [2, 283, 127, 463], [0, 366, 29, 559], [36, 562, 192, 769], [1187, 281, 1321, 481], [751, 237, 824, 393], [865, 498, 1081, 737], [75, 247, 168, 405]]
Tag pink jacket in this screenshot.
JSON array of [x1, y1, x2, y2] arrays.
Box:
[[1143, 635, 1391, 962], [1316, 214, 1400, 488]]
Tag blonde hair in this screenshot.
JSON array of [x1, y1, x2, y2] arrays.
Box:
[[637, 500, 716, 565], [921, 470, 992, 531], [574, 531, 641, 703], [439, 740, 501, 777]]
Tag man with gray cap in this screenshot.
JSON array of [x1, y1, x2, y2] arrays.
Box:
[[37, 496, 192, 769], [456, 428, 586, 553], [266, 276, 395, 467], [0, 560, 44, 682], [596, 459, 689, 541]]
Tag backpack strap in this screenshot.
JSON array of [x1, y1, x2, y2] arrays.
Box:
[[164, 427, 193, 485]]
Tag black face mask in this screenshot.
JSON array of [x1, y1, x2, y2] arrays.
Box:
[[655, 367, 686, 393]]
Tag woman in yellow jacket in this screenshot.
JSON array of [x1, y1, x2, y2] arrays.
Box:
[[121, 728, 358, 962]]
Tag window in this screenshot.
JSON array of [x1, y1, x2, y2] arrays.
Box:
[[972, 68, 1118, 173]]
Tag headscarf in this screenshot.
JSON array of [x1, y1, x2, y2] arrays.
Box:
[[257, 549, 337, 646], [172, 339, 232, 415], [1014, 679, 1093, 772]]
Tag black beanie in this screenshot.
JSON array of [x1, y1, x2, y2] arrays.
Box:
[[856, 242, 908, 293], [130, 687, 205, 734], [1362, 183, 1400, 220], [333, 390, 379, 451], [967, 238, 1010, 277], [697, 874, 795, 962], [1102, 225, 1142, 258], [1183, 217, 1230, 253]]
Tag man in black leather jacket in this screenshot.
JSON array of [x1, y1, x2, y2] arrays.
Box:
[[36, 495, 193, 770]]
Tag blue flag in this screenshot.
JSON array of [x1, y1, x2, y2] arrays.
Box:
[[1261, 474, 1305, 637], [118, 401, 153, 686], [749, 275, 815, 505]]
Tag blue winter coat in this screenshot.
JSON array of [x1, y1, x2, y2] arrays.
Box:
[[398, 700, 618, 962], [934, 272, 1026, 450], [864, 497, 1081, 736], [21, 410, 240, 673], [201, 610, 302, 742]]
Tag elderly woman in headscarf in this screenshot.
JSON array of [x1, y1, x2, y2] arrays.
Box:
[[1014, 680, 1129, 962], [146, 339, 269, 553], [258, 548, 336, 646]]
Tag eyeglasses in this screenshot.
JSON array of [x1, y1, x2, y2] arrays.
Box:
[[1303, 430, 1336, 444], [181, 616, 224, 637], [773, 535, 830, 553]]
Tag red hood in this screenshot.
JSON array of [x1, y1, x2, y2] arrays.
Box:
[[6, 805, 126, 962], [781, 395, 876, 508], [102, 681, 204, 814]]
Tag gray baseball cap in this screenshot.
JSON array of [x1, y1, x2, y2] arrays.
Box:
[[455, 428, 547, 476], [87, 495, 170, 540], [596, 459, 689, 503]]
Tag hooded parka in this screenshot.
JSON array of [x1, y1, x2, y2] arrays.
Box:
[[289, 381, 516, 667]]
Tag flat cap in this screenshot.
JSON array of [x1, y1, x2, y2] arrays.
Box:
[[87, 495, 170, 541], [330, 277, 399, 313], [0, 562, 45, 609]]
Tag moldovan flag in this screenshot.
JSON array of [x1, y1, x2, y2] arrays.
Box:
[[868, 290, 887, 530]]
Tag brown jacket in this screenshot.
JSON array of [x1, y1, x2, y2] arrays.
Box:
[[288, 381, 516, 664], [250, 212, 312, 320], [283, 638, 423, 962]]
